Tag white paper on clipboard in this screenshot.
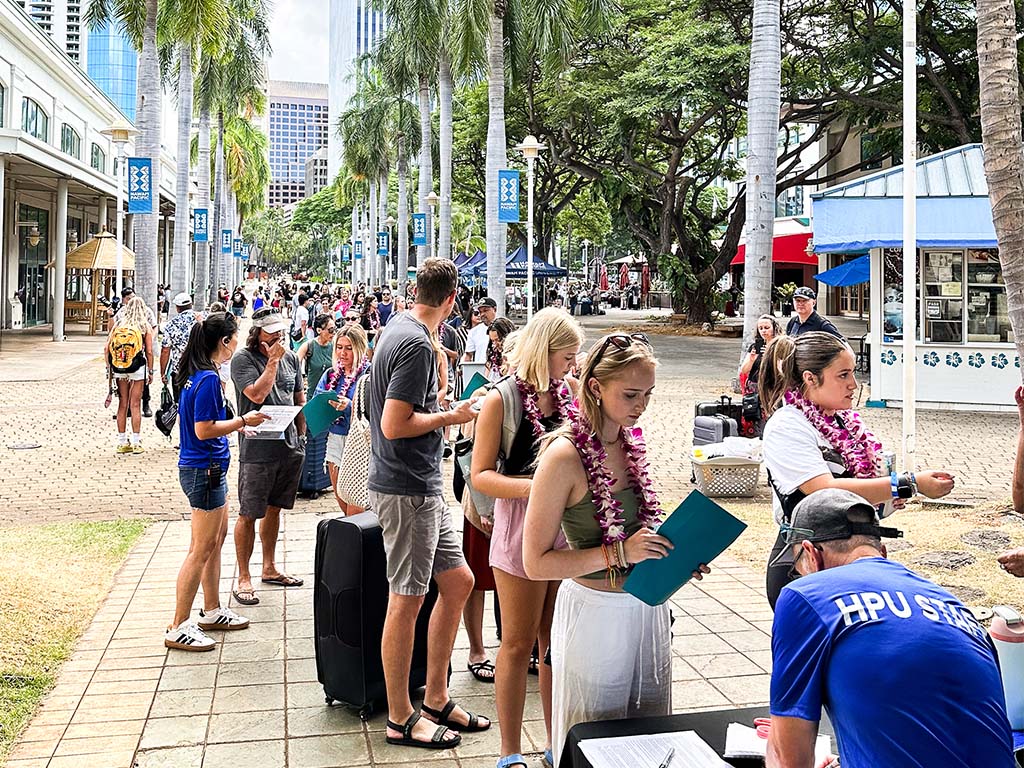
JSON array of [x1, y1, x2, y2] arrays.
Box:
[[247, 405, 302, 439], [577, 731, 729, 768]]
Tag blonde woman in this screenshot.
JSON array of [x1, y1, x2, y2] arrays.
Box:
[[313, 324, 369, 514], [107, 296, 154, 454], [523, 333, 710, 765], [471, 307, 584, 768]]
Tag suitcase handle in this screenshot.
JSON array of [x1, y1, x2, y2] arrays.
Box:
[[337, 588, 362, 648]]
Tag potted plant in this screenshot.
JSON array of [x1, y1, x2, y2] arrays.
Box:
[[778, 282, 797, 316]]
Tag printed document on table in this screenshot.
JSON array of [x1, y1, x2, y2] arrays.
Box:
[[724, 723, 832, 762], [577, 731, 730, 768], [249, 405, 302, 439]]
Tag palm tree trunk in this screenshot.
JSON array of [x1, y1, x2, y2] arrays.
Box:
[[485, 9, 507, 311], [351, 198, 359, 285], [369, 178, 379, 288], [418, 72, 433, 263], [438, 49, 453, 263], [398, 137, 410, 298], [378, 169, 389, 283], [194, 106, 212, 310], [741, 0, 781, 355], [978, 0, 1024, 367], [171, 42, 193, 299], [134, 0, 161, 315], [212, 111, 227, 296]]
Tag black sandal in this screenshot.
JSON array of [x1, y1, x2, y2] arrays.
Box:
[[467, 659, 496, 683], [385, 711, 461, 749], [421, 700, 491, 732]]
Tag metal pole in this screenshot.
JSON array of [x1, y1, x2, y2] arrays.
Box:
[[430, 204, 437, 261], [527, 156, 535, 321], [901, 1, 916, 470], [115, 148, 125, 295]]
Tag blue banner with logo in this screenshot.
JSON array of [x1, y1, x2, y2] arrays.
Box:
[[193, 208, 208, 242], [413, 214, 427, 246], [242, 243, 251, 260], [498, 169, 520, 223], [355, 241, 363, 260], [233, 238, 243, 259], [342, 245, 351, 264], [221, 229, 232, 255], [127, 157, 153, 214], [377, 231, 389, 256]]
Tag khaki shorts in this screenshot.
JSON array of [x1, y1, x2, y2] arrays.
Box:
[[369, 490, 466, 596]]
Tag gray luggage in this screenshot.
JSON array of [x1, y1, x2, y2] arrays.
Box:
[[693, 414, 739, 446]]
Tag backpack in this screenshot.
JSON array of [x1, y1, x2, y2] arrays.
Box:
[[108, 326, 145, 372]]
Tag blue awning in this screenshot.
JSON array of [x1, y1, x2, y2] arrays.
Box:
[[814, 254, 870, 286]]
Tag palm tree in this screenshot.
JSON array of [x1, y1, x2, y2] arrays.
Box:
[[977, 0, 1024, 368], [742, 0, 781, 353], [86, 0, 161, 315], [160, 0, 229, 299]]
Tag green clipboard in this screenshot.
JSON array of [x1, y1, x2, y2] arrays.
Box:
[[623, 491, 747, 606], [461, 372, 489, 400], [302, 391, 340, 437]]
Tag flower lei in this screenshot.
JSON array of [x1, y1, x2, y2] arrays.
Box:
[[487, 342, 504, 374], [325, 358, 368, 400], [784, 389, 881, 478], [515, 376, 572, 438], [569, 408, 663, 546]]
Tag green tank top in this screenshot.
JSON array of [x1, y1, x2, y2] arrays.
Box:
[[306, 340, 334, 400], [562, 487, 643, 580]]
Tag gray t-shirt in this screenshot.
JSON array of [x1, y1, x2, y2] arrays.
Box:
[[368, 312, 442, 496], [230, 347, 304, 463]]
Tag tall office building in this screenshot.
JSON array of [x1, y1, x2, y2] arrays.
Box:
[[328, 0, 388, 180], [266, 80, 329, 208], [14, 0, 138, 121]]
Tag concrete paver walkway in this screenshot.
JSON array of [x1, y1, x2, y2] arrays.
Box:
[[7, 510, 774, 768]]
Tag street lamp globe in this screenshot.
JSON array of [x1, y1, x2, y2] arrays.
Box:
[[515, 134, 544, 160], [385, 215, 396, 228], [100, 118, 138, 147], [426, 192, 440, 208]]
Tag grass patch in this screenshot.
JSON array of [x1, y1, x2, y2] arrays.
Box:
[[0, 520, 146, 760]]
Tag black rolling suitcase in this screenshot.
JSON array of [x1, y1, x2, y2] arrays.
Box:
[[693, 414, 740, 446], [694, 395, 743, 423], [298, 431, 332, 498], [313, 511, 438, 719]]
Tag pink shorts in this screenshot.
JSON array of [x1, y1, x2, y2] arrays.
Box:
[[489, 495, 566, 579]]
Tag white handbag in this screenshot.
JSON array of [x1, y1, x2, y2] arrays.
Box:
[[336, 374, 371, 508]]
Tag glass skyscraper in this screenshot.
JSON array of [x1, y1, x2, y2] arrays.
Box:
[[86, 21, 137, 122], [266, 81, 329, 208]]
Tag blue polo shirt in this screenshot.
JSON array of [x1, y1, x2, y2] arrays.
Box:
[[178, 369, 231, 471], [771, 557, 1012, 767]]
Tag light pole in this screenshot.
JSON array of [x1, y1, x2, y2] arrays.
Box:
[[101, 119, 138, 296], [516, 135, 545, 320], [385, 215, 396, 284], [426, 191, 440, 260], [582, 238, 591, 283]]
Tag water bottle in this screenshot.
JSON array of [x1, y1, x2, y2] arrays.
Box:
[[990, 606, 1024, 729]]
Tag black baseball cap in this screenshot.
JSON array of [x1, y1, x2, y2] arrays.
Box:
[[769, 489, 902, 567], [793, 287, 816, 301], [121, 287, 135, 297], [477, 297, 498, 310]]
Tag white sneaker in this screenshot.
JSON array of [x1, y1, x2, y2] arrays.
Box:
[[197, 605, 250, 631], [164, 620, 216, 651]]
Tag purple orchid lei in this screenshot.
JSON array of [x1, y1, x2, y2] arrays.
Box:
[[569, 409, 663, 546], [515, 376, 572, 438], [784, 389, 881, 478], [325, 358, 369, 400]]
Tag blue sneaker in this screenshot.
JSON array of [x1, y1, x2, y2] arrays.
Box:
[[496, 756, 528, 768]]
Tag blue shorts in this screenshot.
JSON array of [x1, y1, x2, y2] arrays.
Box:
[[179, 465, 229, 511]]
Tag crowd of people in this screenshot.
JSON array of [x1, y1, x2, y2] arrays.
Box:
[[101, 269, 1024, 767]]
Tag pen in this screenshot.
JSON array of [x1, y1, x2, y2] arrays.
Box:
[[657, 746, 675, 768]]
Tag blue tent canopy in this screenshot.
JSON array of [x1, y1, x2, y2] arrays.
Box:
[[814, 254, 870, 287], [458, 249, 487, 274], [504, 246, 568, 278], [454, 248, 484, 269]]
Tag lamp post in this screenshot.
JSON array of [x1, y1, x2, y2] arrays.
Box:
[[426, 191, 440, 260], [515, 135, 544, 320], [385, 215, 396, 284], [101, 119, 138, 296], [582, 238, 591, 283]]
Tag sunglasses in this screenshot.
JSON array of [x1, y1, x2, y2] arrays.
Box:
[[592, 333, 651, 366]]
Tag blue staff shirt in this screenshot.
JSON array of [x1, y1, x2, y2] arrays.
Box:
[[178, 369, 231, 471], [771, 557, 1012, 767]]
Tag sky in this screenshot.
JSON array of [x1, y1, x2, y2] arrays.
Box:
[[267, 0, 330, 84]]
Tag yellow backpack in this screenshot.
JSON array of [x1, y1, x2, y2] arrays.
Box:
[[108, 326, 145, 372]]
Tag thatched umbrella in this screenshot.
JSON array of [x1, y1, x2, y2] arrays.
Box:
[[49, 231, 136, 334]]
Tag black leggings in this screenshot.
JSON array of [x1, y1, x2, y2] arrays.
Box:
[[766, 529, 796, 610]]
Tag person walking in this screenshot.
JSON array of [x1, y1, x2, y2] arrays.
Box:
[[465, 298, 497, 363], [785, 287, 843, 338], [759, 332, 956, 608], [368, 258, 488, 751], [315, 325, 370, 513], [165, 312, 270, 651], [378, 286, 396, 326], [230, 308, 308, 606], [471, 308, 583, 768], [160, 293, 200, 401], [360, 294, 382, 346], [523, 333, 710, 767], [107, 296, 155, 454], [230, 286, 248, 318], [291, 293, 312, 350]]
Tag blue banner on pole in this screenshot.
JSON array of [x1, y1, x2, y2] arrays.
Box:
[[413, 214, 427, 246], [242, 243, 251, 260], [377, 231, 389, 256], [355, 241, 363, 260], [498, 169, 520, 223], [221, 229, 232, 255], [127, 157, 154, 214], [233, 238, 243, 259], [342, 245, 351, 264], [193, 208, 208, 242]]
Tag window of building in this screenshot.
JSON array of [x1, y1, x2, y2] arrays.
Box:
[[91, 143, 106, 173], [61, 124, 82, 159], [861, 133, 886, 171], [775, 185, 804, 217], [21, 97, 49, 141]]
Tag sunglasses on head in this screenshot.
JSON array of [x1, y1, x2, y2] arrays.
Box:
[[593, 333, 651, 366]]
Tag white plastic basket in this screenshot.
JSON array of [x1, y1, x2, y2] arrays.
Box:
[[691, 456, 761, 498]]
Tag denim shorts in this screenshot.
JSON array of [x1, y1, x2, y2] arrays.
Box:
[[179, 465, 229, 511]]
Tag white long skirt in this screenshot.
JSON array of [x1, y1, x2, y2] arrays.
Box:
[[550, 578, 672, 767]]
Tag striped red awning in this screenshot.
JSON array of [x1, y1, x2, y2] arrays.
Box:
[[730, 233, 816, 266]]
